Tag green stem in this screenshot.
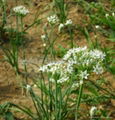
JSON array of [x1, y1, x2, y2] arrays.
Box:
[[42, 36, 57, 64], [13, 16, 19, 75], [23, 50, 28, 85], [55, 75, 58, 120], [75, 83, 84, 120], [16, 16, 19, 44], [68, 26, 74, 48], [2, 0, 7, 27], [20, 16, 24, 44]]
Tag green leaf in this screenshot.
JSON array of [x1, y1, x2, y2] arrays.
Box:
[[86, 83, 99, 96], [5, 112, 14, 120], [109, 65, 115, 74]]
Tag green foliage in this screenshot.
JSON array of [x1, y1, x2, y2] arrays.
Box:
[[0, 0, 7, 44], [56, 45, 67, 58], [111, 0, 115, 6], [0, 102, 14, 120], [53, 0, 67, 23]]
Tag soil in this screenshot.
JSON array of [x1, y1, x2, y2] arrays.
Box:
[[0, 0, 115, 120]]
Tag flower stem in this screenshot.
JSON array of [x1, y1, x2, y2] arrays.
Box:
[[75, 83, 84, 120]]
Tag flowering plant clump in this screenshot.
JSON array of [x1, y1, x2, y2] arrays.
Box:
[[47, 15, 59, 25], [39, 46, 106, 85], [13, 5, 29, 16]]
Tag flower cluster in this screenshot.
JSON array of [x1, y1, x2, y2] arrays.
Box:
[[63, 47, 106, 77], [47, 15, 59, 25], [58, 19, 73, 32], [13, 5, 29, 16], [39, 61, 72, 83], [39, 46, 106, 84]]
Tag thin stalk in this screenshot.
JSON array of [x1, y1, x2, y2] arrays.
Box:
[[42, 37, 57, 64], [58, 86, 62, 120], [68, 26, 74, 48], [55, 76, 58, 120], [24, 19, 41, 32], [2, 0, 7, 27], [30, 91, 40, 118], [75, 83, 84, 120], [16, 16, 19, 44], [54, 0, 66, 23], [30, 88, 49, 120], [88, 79, 115, 98], [48, 75, 53, 119], [9, 103, 37, 120], [14, 47, 19, 75], [40, 72, 50, 120], [20, 16, 24, 43], [40, 72, 44, 108], [12, 15, 22, 75], [23, 50, 28, 86], [49, 25, 56, 61]]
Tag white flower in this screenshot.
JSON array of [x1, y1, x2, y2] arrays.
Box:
[[66, 60, 75, 73], [57, 76, 69, 83], [90, 106, 97, 117], [72, 80, 83, 88], [33, 84, 37, 88], [47, 15, 59, 24], [82, 59, 90, 66], [13, 6, 29, 16], [39, 61, 64, 73], [93, 63, 104, 74], [65, 19, 73, 26], [72, 83, 79, 88], [39, 61, 70, 83], [39, 65, 48, 72], [95, 25, 100, 29], [26, 85, 31, 91], [112, 12, 115, 17], [58, 23, 64, 32], [105, 13, 109, 17], [41, 34, 46, 40], [89, 49, 106, 61], [49, 78, 55, 82], [43, 43, 46, 47], [63, 46, 87, 60], [58, 19, 73, 32], [50, 76, 69, 84], [22, 59, 27, 65], [79, 80, 83, 85], [79, 70, 89, 80]]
